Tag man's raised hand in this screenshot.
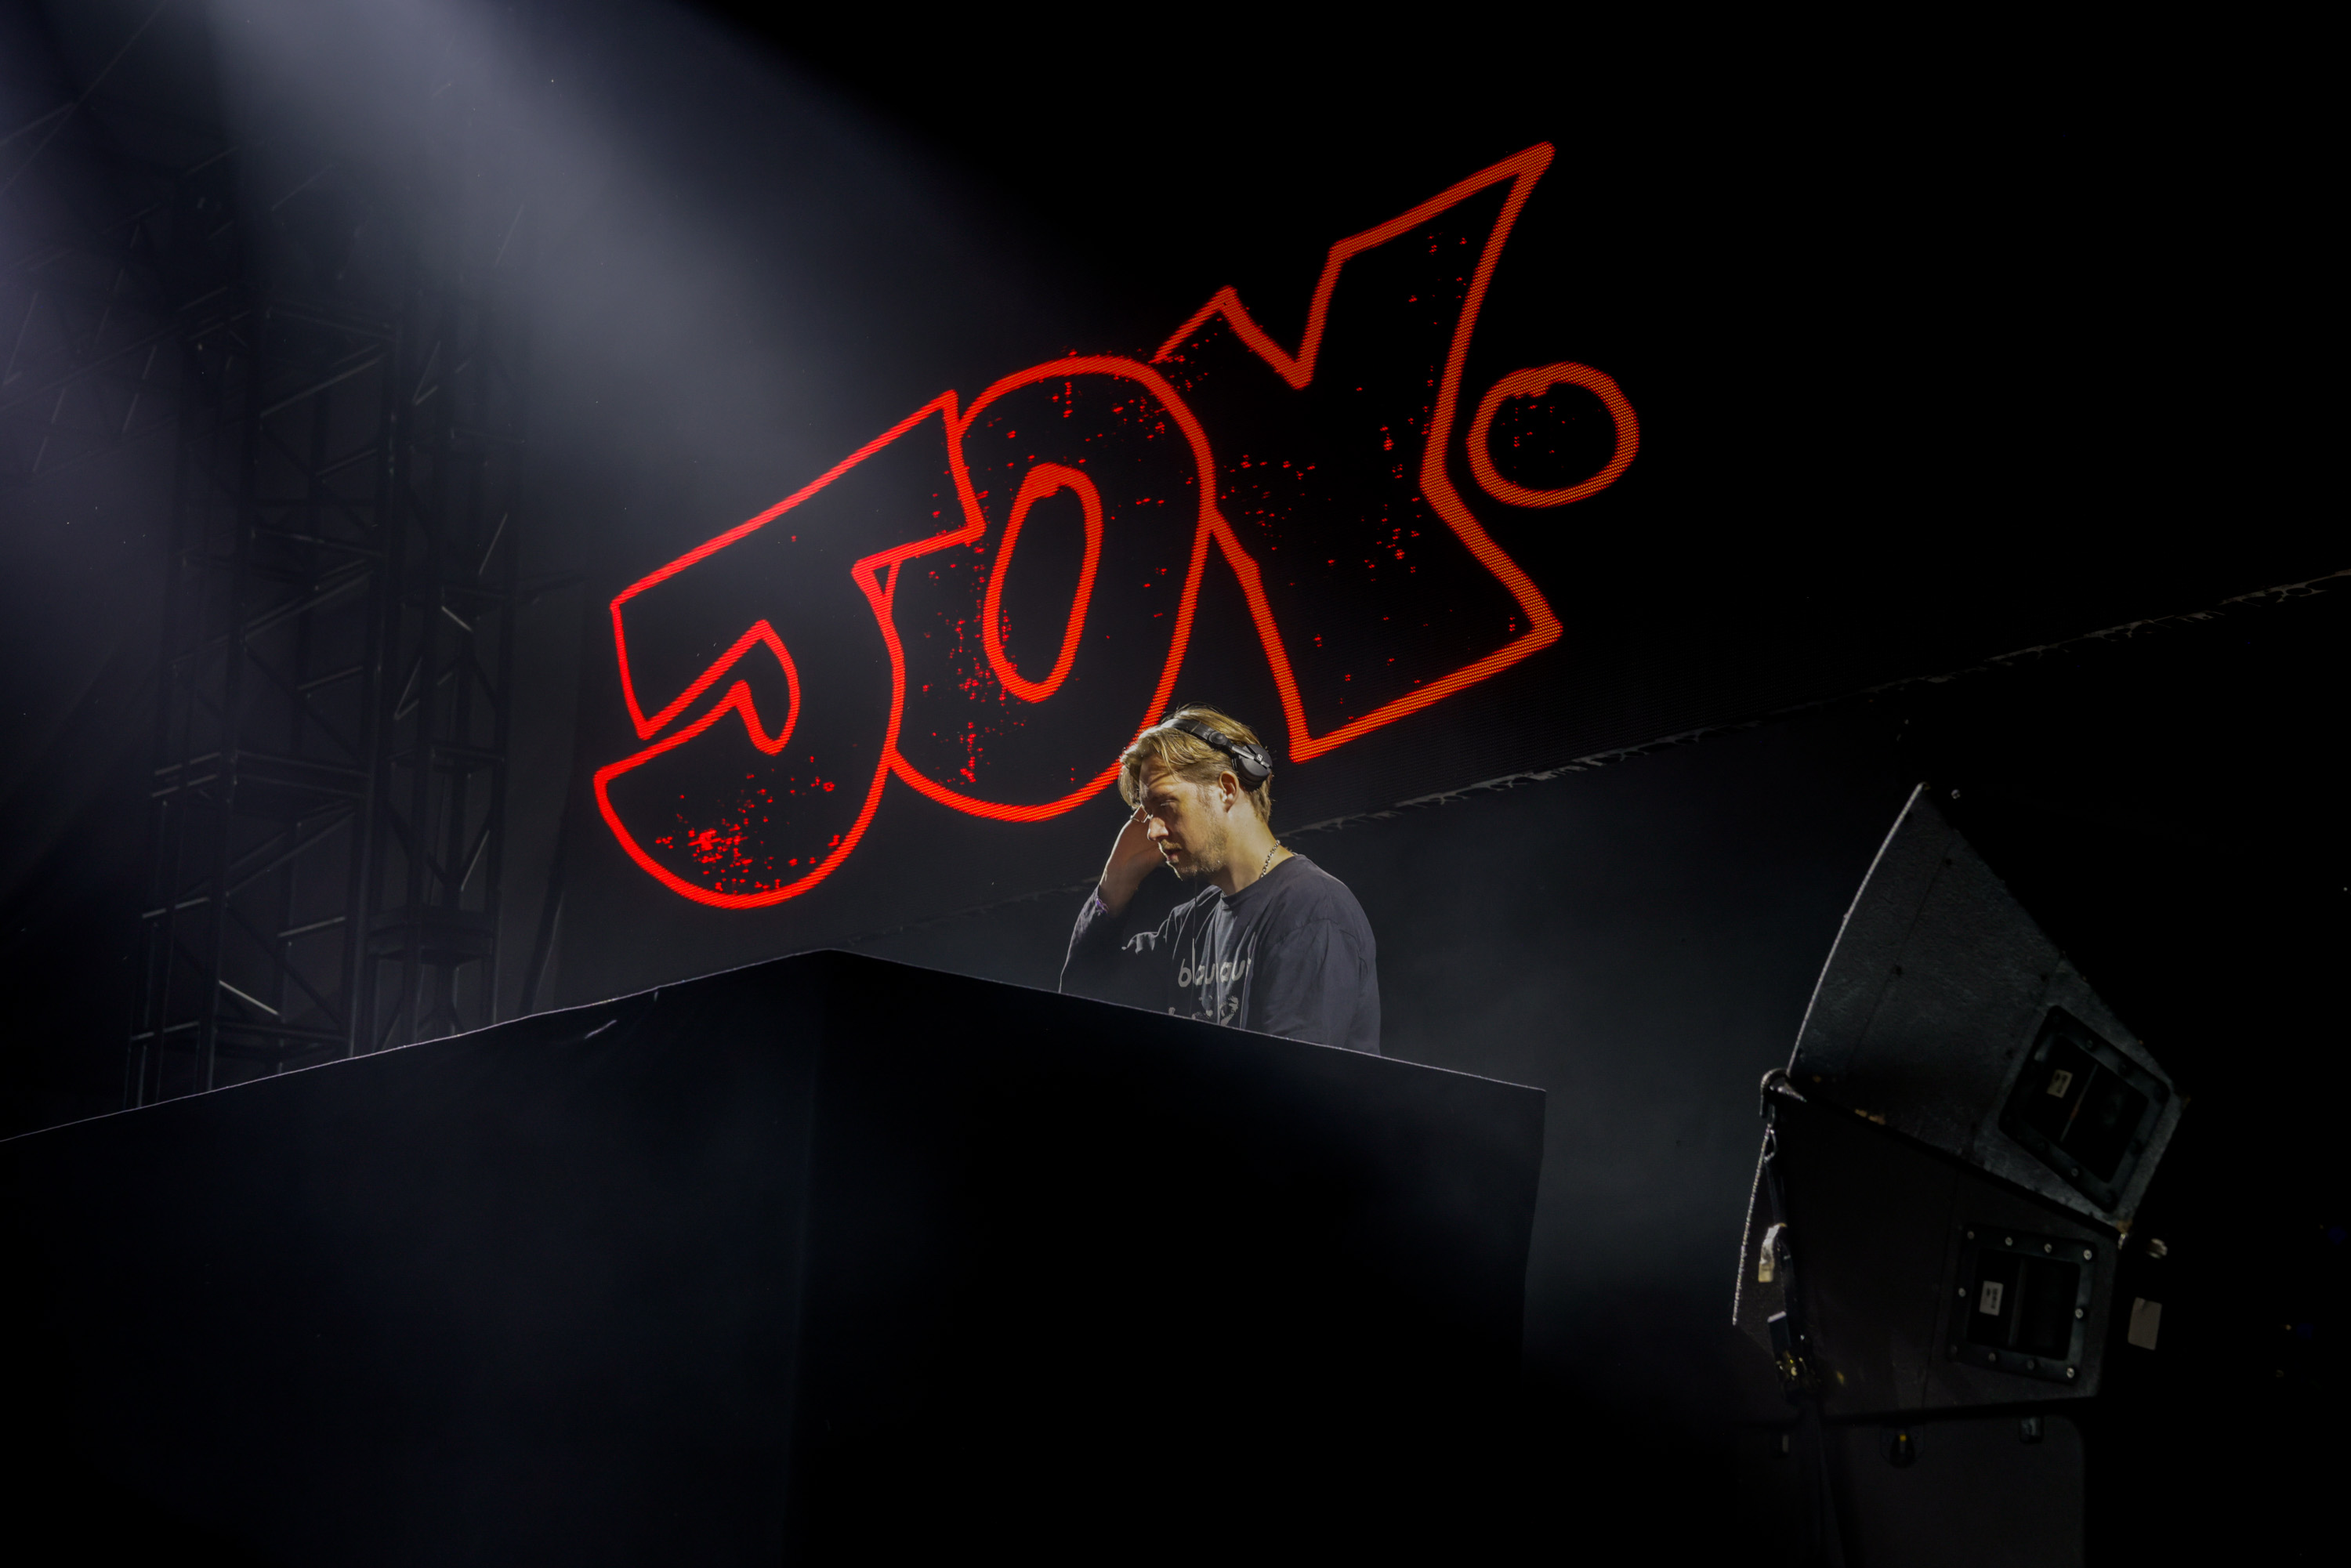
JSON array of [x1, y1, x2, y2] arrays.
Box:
[[1098, 806, 1161, 915]]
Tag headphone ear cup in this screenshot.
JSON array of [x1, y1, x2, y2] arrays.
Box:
[[1161, 718, 1273, 788]]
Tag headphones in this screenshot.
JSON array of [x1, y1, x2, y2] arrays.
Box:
[[1161, 717, 1273, 791]]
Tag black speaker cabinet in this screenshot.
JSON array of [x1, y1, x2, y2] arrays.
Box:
[[1738, 1085, 2121, 1416], [1781, 787, 2180, 1230], [1736, 1410, 2084, 1568]]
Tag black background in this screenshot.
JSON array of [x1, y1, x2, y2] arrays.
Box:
[[0, 2, 2338, 1557]]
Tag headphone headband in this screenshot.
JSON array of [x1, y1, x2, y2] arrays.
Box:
[[1161, 717, 1273, 790]]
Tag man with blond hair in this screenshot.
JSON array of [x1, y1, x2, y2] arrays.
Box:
[[1059, 705, 1380, 1054]]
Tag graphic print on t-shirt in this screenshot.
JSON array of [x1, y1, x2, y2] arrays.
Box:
[[1175, 932, 1255, 1025]]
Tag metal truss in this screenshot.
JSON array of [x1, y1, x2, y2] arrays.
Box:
[[362, 101, 531, 1053], [129, 292, 399, 1097], [129, 21, 534, 1100]]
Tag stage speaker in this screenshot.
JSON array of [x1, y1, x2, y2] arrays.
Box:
[[1730, 788, 2187, 1564], [1773, 785, 2181, 1229], [1737, 1411, 2084, 1568], [1738, 1081, 2125, 1413]]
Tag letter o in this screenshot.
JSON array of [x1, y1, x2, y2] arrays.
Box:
[[983, 462, 1105, 703], [1467, 362, 1639, 508]]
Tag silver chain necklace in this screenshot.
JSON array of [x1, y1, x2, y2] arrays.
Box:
[[1259, 841, 1283, 879]]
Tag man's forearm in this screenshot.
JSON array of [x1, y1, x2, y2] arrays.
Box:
[[1096, 867, 1147, 917], [1060, 885, 1136, 998]]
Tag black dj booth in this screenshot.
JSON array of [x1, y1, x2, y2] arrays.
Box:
[[0, 952, 1545, 1563]]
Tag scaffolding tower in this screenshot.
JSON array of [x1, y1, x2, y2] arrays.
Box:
[[127, 25, 534, 1101]]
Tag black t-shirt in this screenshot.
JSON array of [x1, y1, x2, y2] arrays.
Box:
[[1059, 853, 1381, 1055]]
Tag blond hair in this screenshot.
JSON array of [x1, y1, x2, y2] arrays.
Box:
[[1118, 705, 1274, 824]]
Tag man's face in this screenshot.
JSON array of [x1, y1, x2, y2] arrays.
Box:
[[1136, 761, 1232, 881]]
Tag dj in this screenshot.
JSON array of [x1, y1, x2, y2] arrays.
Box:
[[1060, 706, 1381, 1055]]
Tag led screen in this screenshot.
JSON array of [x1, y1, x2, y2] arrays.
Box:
[[594, 145, 1630, 910]]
